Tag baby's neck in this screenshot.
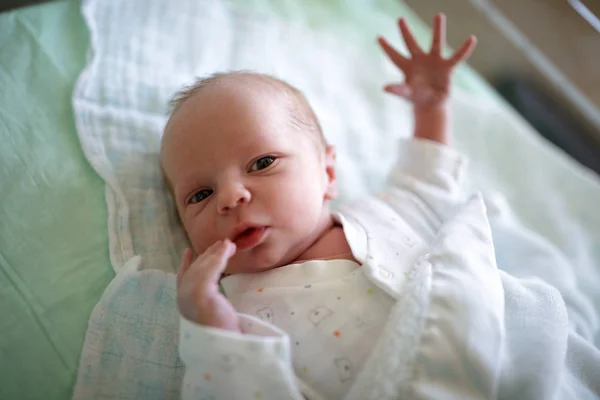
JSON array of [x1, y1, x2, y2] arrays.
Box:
[[293, 216, 355, 263]]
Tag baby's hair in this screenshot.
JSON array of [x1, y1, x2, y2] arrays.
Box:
[[166, 70, 327, 149]]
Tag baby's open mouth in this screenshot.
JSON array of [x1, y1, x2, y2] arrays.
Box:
[[236, 227, 257, 239], [231, 226, 269, 250]]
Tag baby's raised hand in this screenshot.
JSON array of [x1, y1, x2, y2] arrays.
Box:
[[378, 13, 477, 109], [177, 240, 240, 332]]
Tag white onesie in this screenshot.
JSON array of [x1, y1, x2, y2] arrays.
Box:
[[220, 257, 395, 399]]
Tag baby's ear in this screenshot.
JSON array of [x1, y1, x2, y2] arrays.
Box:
[[324, 145, 337, 200]]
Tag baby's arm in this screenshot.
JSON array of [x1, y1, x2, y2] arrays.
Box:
[[176, 241, 305, 399], [378, 13, 476, 145]]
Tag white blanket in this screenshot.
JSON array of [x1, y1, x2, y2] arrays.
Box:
[[71, 0, 600, 398]]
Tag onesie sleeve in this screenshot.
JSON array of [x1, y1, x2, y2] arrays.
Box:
[[179, 314, 305, 400], [382, 138, 468, 219]]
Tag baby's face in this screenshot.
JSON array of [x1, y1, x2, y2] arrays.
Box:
[[161, 83, 336, 274]]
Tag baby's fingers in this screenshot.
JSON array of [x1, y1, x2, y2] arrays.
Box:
[[202, 240, 237, 283], [378, 36, 409, 72], [178, 240, 236, 288], [430, 13, 446, 56], [447, 35, 477, 66], [398, 18, 423, 56], [177, 241, 220, 285]]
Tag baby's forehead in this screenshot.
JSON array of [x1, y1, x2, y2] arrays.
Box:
[[172, 84, 292, 135], [161, 72, 325, 162]]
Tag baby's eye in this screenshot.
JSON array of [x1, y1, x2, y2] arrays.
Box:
[[250, 156, 276, 172], [189, 189, 213, 204]]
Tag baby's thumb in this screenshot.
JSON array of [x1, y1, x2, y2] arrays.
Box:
[[177, 248, 194, 284], [384, 83, 413, 100]]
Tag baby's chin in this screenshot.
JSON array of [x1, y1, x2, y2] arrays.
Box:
[[225, 248, 293, 275]]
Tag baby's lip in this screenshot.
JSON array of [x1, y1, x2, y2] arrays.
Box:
[[232, 226, 269, 251], [229, 223, 268, 242]]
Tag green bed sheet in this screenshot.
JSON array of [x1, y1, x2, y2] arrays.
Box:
[[0, 1, 504, 399], [0, 2, 114, 399]]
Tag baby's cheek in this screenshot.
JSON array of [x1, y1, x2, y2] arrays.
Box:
[[185, 217, 216, 254], [284, 181, 323, 224]]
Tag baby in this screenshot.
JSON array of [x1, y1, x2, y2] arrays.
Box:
[[160, 13, 600, 400], [160, 13, 476, 399]]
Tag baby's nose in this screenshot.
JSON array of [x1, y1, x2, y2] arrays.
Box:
[[217, 186, 251, 213]]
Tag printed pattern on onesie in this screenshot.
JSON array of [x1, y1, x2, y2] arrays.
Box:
[[223, 258, 395, 399]]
